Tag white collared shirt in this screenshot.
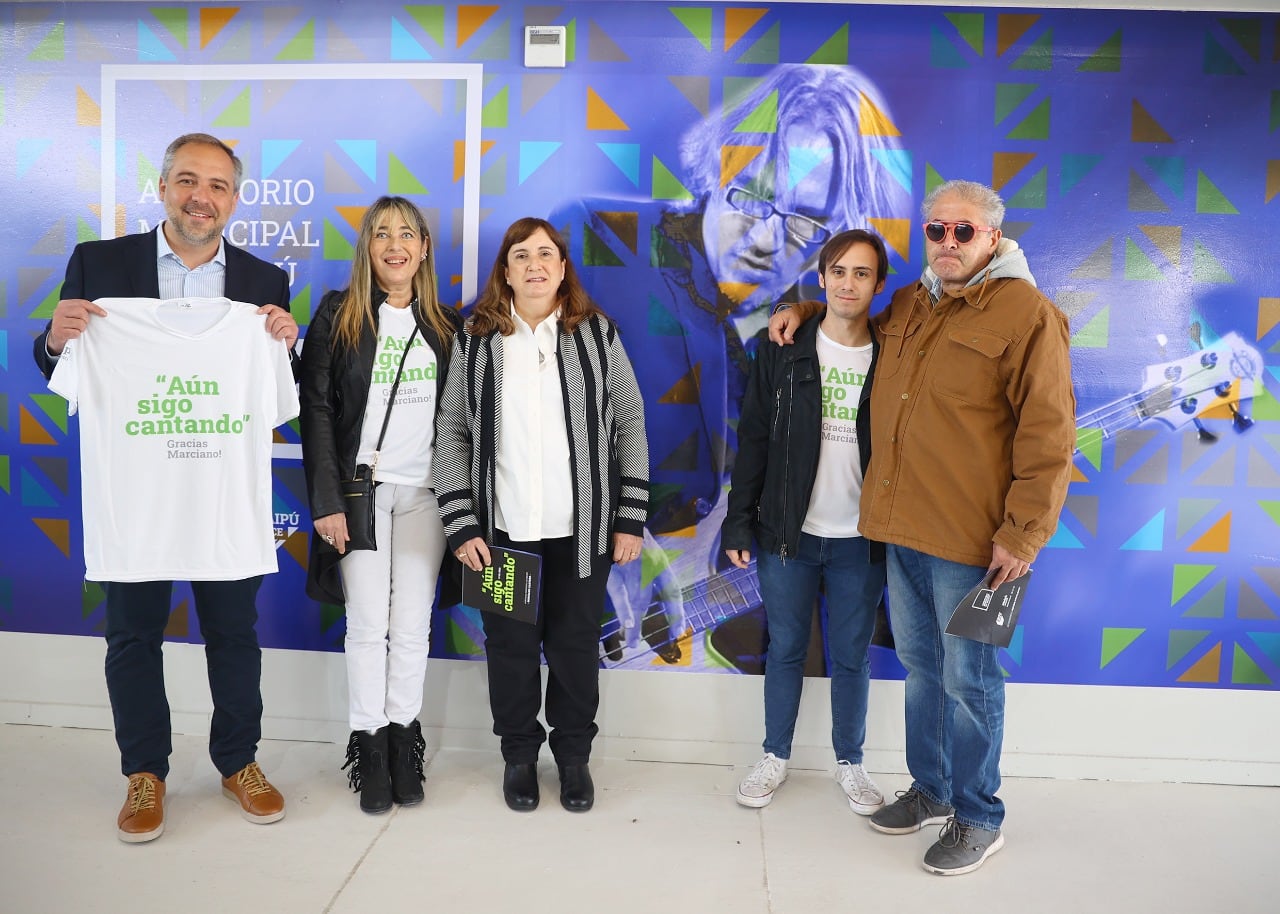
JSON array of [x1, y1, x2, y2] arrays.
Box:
[[156, 222, 228, 299], [494, 305, 573, 541]]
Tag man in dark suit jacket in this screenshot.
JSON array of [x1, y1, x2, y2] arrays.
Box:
[[34, 133, 298, 844]]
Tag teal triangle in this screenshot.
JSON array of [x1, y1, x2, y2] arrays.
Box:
[[18, 139, 52, 178], [0, 331, 7, 371], [1144, 156, 1184, 198], [391, 18, 432, 60], [1121, 510, 1165, 550], [597, 143, 639, 187], [137, 21, 177, 62], [1045, 522, 1084, 549], [20, 468, 58, 508], [519, 141, 561, 184], [787, 146, 831, 190], [930, 26, 970, 69], [1002, 625, 1025, 665], [336, 140, 377, 181], [871, 148, 912, 192], [1060, 154, 1103, 194], [261, 140, 300, 179], [1248, 632, 1280, 667], [648, 293, 685, 336], [1203, 33, 1246, 75]]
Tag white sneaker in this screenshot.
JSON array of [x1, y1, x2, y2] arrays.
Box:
[[736, 753, 788, 808], [835, 760, 884, 815]]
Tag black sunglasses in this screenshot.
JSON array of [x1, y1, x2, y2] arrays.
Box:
[[922, 221, 996, 244]]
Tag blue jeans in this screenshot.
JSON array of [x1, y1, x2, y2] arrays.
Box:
[[757, 533, 885, 763], [887, 544, 1005, 830]]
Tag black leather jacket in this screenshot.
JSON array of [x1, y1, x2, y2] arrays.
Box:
[[299, 286, 462, 603], [721, 312, 882, 562]]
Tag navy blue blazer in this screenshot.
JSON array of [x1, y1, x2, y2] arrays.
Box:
[[33, 228, 291, 380]]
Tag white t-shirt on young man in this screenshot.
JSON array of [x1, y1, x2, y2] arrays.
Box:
[[801, 327, 872, 539], [49, 296, 299, 582]]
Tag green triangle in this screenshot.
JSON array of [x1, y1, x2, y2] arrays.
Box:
[[29, 21, 65, 62], [1172, 563, 1215, 603], [323, 220, 356, 260], [734, 90, 778, 133], [82, 581, 106, 619], [1006, 167, 1047, 208], [1075, 429, 1103, 468], [1167, 630, 1211, 669], [1271, 90, 1280, 132], [445, 617, 483, 656], [737, 21, 779, 64], [406, 4, 445, 45], [1079, 30, 1122, 72], [651, 223, 690, 269], [583, 223, 624, 267], [945, 12, 984, 56], [1011, 28, 1053, 70], [1007, 98, 1050, 140], [1070, 304, 1109, 348], [151, 7, 188, 49], [924, 163, 947, 197], [290, 284, 312, 327], [1249, 383, 1280, 420], [1101, 627, 1144, 668], [1195, 170, 1239, 214], [1220, 17, 1261, 61], [276, 18, 315, 60], [482, 86, 509, 128], [806, 23, 848, 65], [212, 87, 251, 128], [1191, 241, 1233, 282], [1123, 238, 1163, 280], [1260, 500, 1280, 528], [651, 156, 692, 201], [1181, 580, 1226, 618], [1231, 644, 1272, 685], [671, 8, 712, 51], [76, 217, 99, 244], [388, 153, 428, 194], [31, 393, 68, 434], [29, 285, 61, 320], [995, 83, 1037, 124], [0, 456, 9, 495], [138, 154, 160, 194], [565, 18, 576, 64], [320, 602, 346, 633]]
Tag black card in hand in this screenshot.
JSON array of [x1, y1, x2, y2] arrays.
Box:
[[944, 570, 1030, 648], [461, 546, 542, 624]]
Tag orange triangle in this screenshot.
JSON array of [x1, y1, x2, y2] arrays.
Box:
[[718, 281, 758, 311], [457, 5, 499, 47], [1069, 463, 1090, 483], [19, 405, 57, 445], [335, 206, 368, 233], [1259, 297, 1280, 340], [200, 7, 239, 49], [869, 217, 911, 262], [725, 8, 768, 51], [720, 144, 763, 187], [858, 93, 901, 137], [1131, 99, 1173, 143], [996, 14, 1039, 56], [33, 518, 71, 557], [658, 363, 702, 405], [1138, 225, 1181, 267], [164, 599, 189, 638], [1267, 160, 1280, 204], [586, 87, 629, 131], [1188, 512, 1231, 552], [76, 86, 100, 127], [452, 139, 496, 182], [1177, 641, 1222, 683], [992, 152, 1036, 192]]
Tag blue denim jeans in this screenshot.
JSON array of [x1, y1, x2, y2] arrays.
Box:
[[757, 533, 885, 763], [887, 544, 1006, 830]]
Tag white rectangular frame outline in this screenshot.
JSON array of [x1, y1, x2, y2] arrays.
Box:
[[100, 63, 483, 304]]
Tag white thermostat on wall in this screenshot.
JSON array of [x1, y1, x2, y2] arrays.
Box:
[[524, 25, 567, 68]]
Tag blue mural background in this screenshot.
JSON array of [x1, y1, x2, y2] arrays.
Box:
[[1, 2, 1277, 688]]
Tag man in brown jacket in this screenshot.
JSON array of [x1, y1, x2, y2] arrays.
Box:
[[770, 179, 1075, 875]]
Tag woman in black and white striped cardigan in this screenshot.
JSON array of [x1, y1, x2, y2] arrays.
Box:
[[433, 217, 649, 814]]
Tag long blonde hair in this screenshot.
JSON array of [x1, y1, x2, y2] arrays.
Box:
[[331, 196, 455, 351]]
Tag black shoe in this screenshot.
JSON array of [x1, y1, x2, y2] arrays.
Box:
[[388, 720, 426, 806], [558, 763, 594, 812], [503, 762, 539, 812], [341, 728, 393, 814]]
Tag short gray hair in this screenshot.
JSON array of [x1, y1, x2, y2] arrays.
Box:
[[161, 133, 243, 193], [921, 180, 1005, 229]]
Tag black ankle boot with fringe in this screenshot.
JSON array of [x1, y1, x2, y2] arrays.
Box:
[[341, 727, 392, 814], [387, 719, 426, 806]]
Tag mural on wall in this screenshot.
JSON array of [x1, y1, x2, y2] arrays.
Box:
[[1, 2, 1277, 689]]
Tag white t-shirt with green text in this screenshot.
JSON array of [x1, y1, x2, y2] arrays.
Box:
[[802, 327, 872, 539]]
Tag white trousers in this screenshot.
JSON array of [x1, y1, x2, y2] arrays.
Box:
[[339, 483, 445, 732]]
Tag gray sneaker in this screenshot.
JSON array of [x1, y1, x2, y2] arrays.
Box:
[[868, 786, 953, 835], [922, 817, 1005, 876]]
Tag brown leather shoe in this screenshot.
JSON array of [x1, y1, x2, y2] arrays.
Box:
[[221, 762, 285, 824], [118, 772, 165, 843]]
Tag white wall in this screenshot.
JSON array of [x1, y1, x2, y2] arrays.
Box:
[[3, 630, 1275, 786]]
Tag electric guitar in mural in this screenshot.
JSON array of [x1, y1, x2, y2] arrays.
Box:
[[1074, 331, 1263, 454]]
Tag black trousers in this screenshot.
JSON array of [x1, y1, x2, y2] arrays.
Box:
[[104, 577, 264, 780], [481, 533, 611, 765]]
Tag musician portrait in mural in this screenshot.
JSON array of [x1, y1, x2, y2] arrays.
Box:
[[557, 62, 909, 672]]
